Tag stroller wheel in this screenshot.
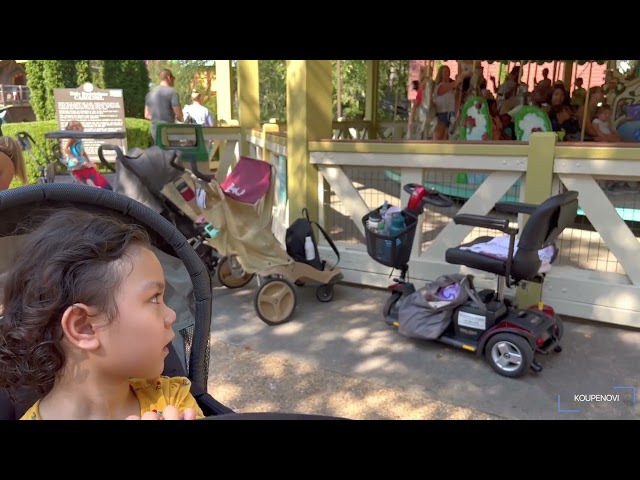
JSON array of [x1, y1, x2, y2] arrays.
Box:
[[316, 284, 334, 302], [217, 255, 255, 289], [254, 277, 297, 326]]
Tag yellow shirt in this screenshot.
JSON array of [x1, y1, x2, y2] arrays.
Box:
[[20, 376, 205, 420]]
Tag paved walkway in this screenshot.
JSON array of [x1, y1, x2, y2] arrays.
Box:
[[207, 278, 639, 420]]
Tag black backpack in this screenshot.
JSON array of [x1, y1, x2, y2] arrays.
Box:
[[285, 208, 340, 271]]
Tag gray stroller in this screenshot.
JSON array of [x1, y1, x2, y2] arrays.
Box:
[[96, 143, 254, 288]]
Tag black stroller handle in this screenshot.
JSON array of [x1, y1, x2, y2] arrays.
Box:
[[187, 156, 214, 182], [97, 144, 121, 172], [169, 152, 185, 172], [15, 131, 36, 148], [15, 131, 60, 169], [44, 130, 127, 140]]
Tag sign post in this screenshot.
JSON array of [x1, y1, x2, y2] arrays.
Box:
[[54, 82, 127, 163]]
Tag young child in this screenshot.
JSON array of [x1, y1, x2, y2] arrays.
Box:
[[592, 104, 622, 142], [571, 77, 586, 108], [0, 208, 204, 420], [63, 120, 113, 191], [0, 136, 28, 191]]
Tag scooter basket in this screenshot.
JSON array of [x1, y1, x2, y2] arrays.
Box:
[[362, 209, 418, 269]]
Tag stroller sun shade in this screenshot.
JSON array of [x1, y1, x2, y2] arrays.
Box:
[[112, 146, 184, 213], [219, 156, 272, 204], [161, 156, 294, 274]]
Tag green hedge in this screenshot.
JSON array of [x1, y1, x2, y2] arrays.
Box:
[[3, 118, 151, 187]]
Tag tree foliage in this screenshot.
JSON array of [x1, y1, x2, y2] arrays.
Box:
[[26, 59, 412, 124], [26, 60, 149, 120], [146, 60, 217, 118], [41, 60, 77, 120], [75, 60, 92, 85], [94, 60, 150, 118], [256, 60, 410, 122], [25, 60, 48, 121]]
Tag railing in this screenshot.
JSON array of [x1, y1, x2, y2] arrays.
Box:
[[0, 84, 30, 105], [247, 128, 640, 329]]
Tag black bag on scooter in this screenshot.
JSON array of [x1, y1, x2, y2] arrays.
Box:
[[285, 208, 340, 271], [397, 274, 483, 340]]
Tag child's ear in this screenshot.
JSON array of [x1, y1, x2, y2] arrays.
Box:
[[60, 304, 102, 351]]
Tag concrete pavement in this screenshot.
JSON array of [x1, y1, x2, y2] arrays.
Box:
[[208, 277, 639, 420]]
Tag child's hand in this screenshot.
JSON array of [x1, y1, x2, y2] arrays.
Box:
[[126, 405, 198, 420]]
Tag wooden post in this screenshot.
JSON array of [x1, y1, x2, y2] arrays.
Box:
[[286, 61, 333, 225]]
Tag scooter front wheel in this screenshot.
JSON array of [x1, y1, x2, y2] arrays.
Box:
[[383, 291, 402, 322]]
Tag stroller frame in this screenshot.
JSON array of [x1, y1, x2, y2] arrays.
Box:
[[14, 131, 64, 185], [97, 143, 253, 288], [153, 123, 344, 326]]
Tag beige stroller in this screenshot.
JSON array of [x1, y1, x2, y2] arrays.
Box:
[[161, 154, 343, 326]]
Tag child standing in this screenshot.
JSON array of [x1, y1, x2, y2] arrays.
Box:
[[63, 120, 113, 190], [571, 78, 587, 108], [0, 208, 204, 420]]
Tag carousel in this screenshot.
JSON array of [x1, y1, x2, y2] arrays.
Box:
[[397, 59, 640, 221]]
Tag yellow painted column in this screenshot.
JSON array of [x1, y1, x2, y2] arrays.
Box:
[[286, 60, 333, 224], [237, 60, 261, 156], [365, 60, 380, 139], [516, 132, 557, 307], [215, 60, 233, 124]]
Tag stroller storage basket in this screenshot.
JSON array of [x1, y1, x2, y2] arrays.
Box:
[[362, 209, 418, 269]]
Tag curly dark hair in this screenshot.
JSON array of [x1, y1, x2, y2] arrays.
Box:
[[0, 208, 150, 397]]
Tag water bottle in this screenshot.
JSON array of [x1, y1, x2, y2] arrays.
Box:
[[366, 211, 382, 232], [377, 219, 388, 262], [304, 236, 316, 261], [386, 213, 405, 262], [383, 206, 402, 226], [388, 213, 406, 236], [380, 200, 389, 218]]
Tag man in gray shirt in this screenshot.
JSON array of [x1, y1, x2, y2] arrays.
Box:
[[145, 68, 183, 142]]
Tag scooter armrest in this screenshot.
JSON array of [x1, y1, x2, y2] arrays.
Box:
[[494, 201, 538, 215], [453, 214, 511, 232]]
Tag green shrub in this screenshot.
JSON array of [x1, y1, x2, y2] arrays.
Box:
[[125, 117, 152, 150], [3, 118, 152, 187]]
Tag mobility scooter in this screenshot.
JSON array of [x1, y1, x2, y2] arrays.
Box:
[[362, 184, 578, 378]]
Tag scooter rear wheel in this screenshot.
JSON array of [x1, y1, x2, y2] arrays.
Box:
[[553, 315, 564, 352], [485, 333, 534, 378]]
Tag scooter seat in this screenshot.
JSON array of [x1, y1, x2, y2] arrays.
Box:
[[445, 236, 510, 277]]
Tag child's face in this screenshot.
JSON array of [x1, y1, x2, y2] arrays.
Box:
[[598, 109, 611, 122], [96, 246, 176, 379]]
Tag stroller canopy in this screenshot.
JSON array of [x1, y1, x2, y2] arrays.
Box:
[[220, 156, 273, 204], [113, 146, 184, 213]]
